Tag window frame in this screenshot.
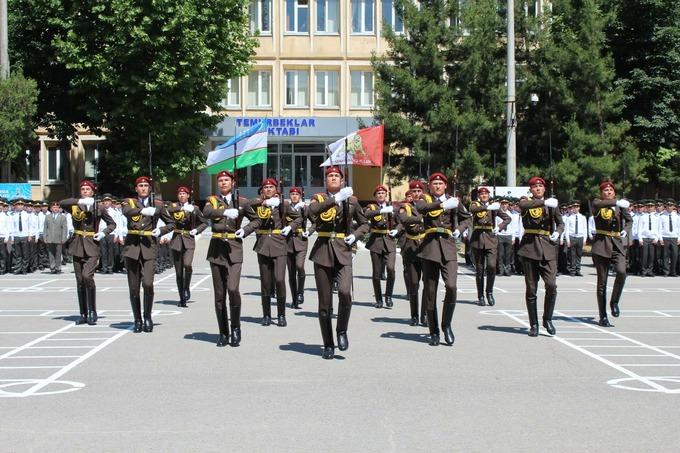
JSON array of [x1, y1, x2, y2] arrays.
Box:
[[350, 70, 374, 108], [248, 69, 272, 108], [351, 0, 375, 35], [285, 69, 310, 108], [315, 69, 340, 108], [285, 0, 310, 34], [249, 0, 272, 35], [316, 0, 339, 34]]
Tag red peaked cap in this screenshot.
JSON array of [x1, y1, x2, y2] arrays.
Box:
[[374, 185, 388, 195], [261, 178, 277, 188], [409, 181, 425, 190], [177, 186, 190, 194], [477, 187, 490, 194], [528, 176, 546, 186], [599, 181, 615, 191], [428, 172, 448, 184], [216, 170, 233, 180], [135, 176, 150, 185], [325, 166, 343, 178], [80, 180, 96, 189], [289, 187, 301, 194]]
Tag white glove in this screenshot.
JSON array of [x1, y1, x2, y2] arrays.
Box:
[[235, 228, 245, 239], [295, 201, 306, 210], [223, 208, 239, 219], [442, 197, 459, 210], [388, 229, 399, 237], [78, 197, 95, 207], [487, 202, 500, 211], [264, 197, 280, 208], [492, 227, 500, 235], [302, 231, 310, 238], [452, 230, 461, 239], [549, 232, 560, 242], [334, 187, 353, 204], [344, 234, 356, 245], [616, 199, 630, 209], [183, 204, 195, 213], [281, 226, 292, 236], [462, 230, 468, 239], [93, 232, 105, 241], [189, 229, 198, 236], [380, 206, 394, 214], [141, 207, 156, 216], [544, 198, 558, 209], [620, 230, 627, 238], [151, 228, 161, 238]]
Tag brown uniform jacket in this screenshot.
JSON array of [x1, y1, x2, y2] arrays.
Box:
[[121, 198, 173, 260], [416, 194, 471, 263], [517, 197, 565, 261], [286, 203, 311, 253], [590, 198, 632, 258], [364, 202, 401, 254], [469, 201, 511, 250], [59, 198, 116, 258], [244, 198, 302, 258], [397, 201, 424, 261], [308, 193, 369, 267], [203, 193, 249, 265], [166, 202, 208, 252]]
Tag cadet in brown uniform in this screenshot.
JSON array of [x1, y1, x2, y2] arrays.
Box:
[[203, 170, 253, 347], [244, 178, 301, 327], [591, 181, 632, 326], [365, 185, 401, 309], [121, 176, 174, 333], [469, 187, 510, 306], [397, 181, 426, 326], [308, 166, 369, 359], [166, 186, 208, 307], [60, 181, 116, 325], [416, 173, 471, 346], [286, 187, 311, 309], [518, 176, 564, 337]]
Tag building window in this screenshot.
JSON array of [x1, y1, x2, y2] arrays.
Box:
[[285, 0, 309, 33], [27, 147, 39, 182], [248, 70, 271, 107], [47, 146, 64, 182], [285, 70, 309, 107], [315, 70, 339, 108], [222, 77, 241, 108], [381, 0, 403, 33], [525, 0, 538, 16], [84, 144, 97, 179], [316, 0, 339, 33], [350, 70, 374, 108], [249, 0, 271, 35], [352, 0, 374, 34]]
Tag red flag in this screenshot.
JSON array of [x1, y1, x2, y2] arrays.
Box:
[[322, 125, 384, 167]]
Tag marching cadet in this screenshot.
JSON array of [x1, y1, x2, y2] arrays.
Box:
[[43, 201, 68, 274], [416, 172, 471, 346], [397, 181, 426, 326], [166, 186, 207, 307], [121, 176, 173, 333], [60, 181, 116, 325], [469, 187, 510, 306], [659, 199, 679, 277], [98, 194, 116, 274], [518, 176, 564, 337], [11, 198, 35, 275], [591, 182, 632, 326], [244, 178, 301, 327], [635, 200, 659, 277], [286, 187, 310, 309], [203, 170, 251, 347], [565, 201, 587, 276], [308, 166, 368, 359], [365, 185, 400, 309]]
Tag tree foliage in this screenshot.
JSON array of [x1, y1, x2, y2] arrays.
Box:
[[0, 71, 39, 176]]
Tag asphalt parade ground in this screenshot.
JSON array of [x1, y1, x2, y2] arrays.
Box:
[[1, 234, 680, 452]]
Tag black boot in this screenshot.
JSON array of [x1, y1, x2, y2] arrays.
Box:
[[183, 268, 192, 301], [130, 296, 142, 333], [176, 276, 186, 307], [336, 304, 352, 352], [75, 284, 87, 325], [542, 292, 557, 335], [297, 275, 305, 304], [319, 315, 335, 359], [230, 304, 242, 346], [527, 300, 539, 337], [385, 272, 395, 308], [610, 282, 623, 317], [427, 309, 439, 346], [441, 300, 456, 345], [86, 286, 98, 325], [372, 279, 383, 308], [409, 293, 419, 326], [476, 277, 485, 306], [486, 293, 496, 306], [215, 307, 230, 347], [261, 296, 271, 326], [143, 293, 154, 332], [277, 297, 286, 327]]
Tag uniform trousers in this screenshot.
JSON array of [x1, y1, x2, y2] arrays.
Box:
[[497, 235, 513, 275], [661, 238, 678, 276], [125, 256, 156, 299], [47, 243, 63, 272], [0, 240, 8, 273], [568, 236, 584, 275], [258, 254, 287, 316], [592, 252, 626, 318], [640, 238, 656, 276], [421, 258, 457, 336], [100, 234, 115, 272], [314, 260, 352, 323], [370, 248, 395, 297], [522, 257, 557, 321], [471, 246, 497, 297], [287, 248, 306, 300], [210, 262, 242, 317], [73, 254, 98, 290], [12, 237, 28, 272]]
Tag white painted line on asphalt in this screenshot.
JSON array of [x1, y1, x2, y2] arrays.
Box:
[[0, 366, 63, 370], [11, 356, 81, 359], [21, 280, 57, 291]]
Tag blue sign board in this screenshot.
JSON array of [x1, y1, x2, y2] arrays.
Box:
[[0, 183, 32, 200]]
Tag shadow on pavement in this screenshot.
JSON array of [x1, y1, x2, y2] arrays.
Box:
[[478, 325, 528, 335], [380, 331, 431, 344], [184, 331, 219, 344], [371, 316, 411, 325]]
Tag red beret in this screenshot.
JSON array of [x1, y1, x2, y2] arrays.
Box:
[[599, 181, 615, 191], [405, 190, 412, 197], [262, 178, 277, 187], [428, 172, 448, 184], [177, 186, 190, 194], [409, 180, 425, 190], [477, 187, 490, 194], [528, 176, 546, 186], [216, 170, 234, 180], [135, 176, 150, 185], [325, 166, 343, 178], [374, 185, 388, 195], [80, 180, 96, 189], [289, 187, 301, 194]]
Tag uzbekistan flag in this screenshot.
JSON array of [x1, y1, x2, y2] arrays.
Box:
[[321, 125, 384, 167], [207, 120, 269, 174]]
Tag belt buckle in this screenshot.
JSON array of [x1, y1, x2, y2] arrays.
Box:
[[330, 232, 337, 238], [436, 227, 446, 234]]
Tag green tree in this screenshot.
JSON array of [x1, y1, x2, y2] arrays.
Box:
[[9, 0, 256, 193], [0, 71, 39, 177]]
